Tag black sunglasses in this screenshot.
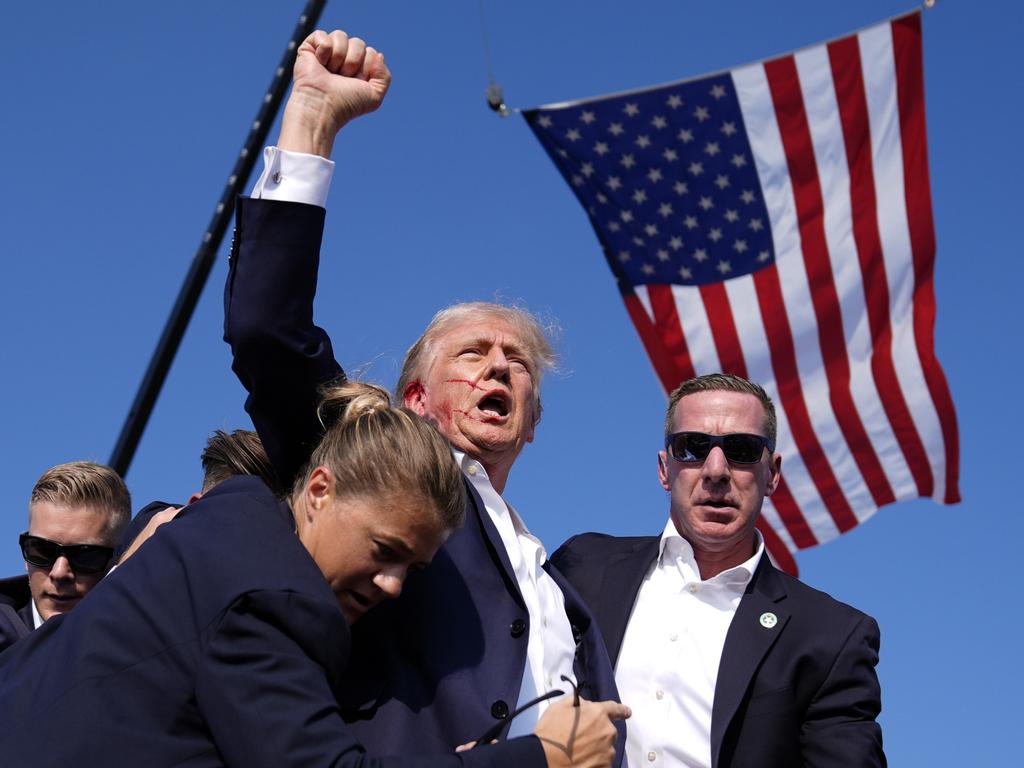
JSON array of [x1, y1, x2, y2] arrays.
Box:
[[473, 676, 579, 745], [19, 533, 114, 574], [664, 431, 775, 465]]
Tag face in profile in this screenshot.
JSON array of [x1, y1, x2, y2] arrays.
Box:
[[404, 316, 538, 467], [25, 502, 116, 621], [297, 468, 450, 625], [658, 390, 781, 561]]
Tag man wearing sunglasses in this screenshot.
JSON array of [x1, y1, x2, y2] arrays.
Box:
[[551, 373, 884, 768], [0, 461, 130, 651]]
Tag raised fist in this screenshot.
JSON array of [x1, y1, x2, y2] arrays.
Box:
[[279, 29, 392, 157]]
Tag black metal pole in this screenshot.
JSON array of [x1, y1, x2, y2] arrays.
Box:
[[109, 0, 328, 476]]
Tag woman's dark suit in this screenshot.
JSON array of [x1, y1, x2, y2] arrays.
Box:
[[0, 476, 543, 768]]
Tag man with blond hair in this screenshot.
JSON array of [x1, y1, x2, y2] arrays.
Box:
[[0, 461, 130, 650]]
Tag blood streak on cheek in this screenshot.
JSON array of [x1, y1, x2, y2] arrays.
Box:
[[444, 378, 486, 391], [452, 409, 487, 424]]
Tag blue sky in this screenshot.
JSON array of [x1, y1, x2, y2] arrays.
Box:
[[1, 1, 1020, 763]]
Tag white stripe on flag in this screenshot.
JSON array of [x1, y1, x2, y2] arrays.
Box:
[[860, 23, 948, 503], [795, 41, 918, 504]]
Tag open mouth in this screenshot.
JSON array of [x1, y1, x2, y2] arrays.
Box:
[[476, 391, 511, 418], [699, 499, 737, 518]]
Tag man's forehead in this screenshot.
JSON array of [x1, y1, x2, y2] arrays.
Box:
[[29, 501, 112, 540], [437, 317, 528, 351], [674, 390, 767, 433]]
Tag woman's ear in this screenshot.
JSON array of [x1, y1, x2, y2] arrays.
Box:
[[304, 465, 336, 520]]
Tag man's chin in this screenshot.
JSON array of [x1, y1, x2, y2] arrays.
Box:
[[41, 597, 80, 619]]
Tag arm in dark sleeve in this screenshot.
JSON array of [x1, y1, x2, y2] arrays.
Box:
[[198, 589, 546, 768], [224, 197, 346, 489], [801, 615, 886, 767]]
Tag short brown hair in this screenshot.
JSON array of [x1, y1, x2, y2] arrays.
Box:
[[665, 373, 777, 444], [295, 381, 466, 531], [29, 461, 131, 541], [200, 429, 278, 493], [396, 302, 558, 421]]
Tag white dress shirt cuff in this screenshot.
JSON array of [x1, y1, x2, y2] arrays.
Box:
[[250, 146, 335, 208]]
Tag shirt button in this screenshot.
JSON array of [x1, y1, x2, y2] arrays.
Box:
[[655, 689, 664, 700], [467, 465, 478, 475], [687, 583, 698, 594], [647, 751, 657, 762], [669, 632, 678, 642]]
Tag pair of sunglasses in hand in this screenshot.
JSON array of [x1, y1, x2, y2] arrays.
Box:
[[473, 675, 580, 745]]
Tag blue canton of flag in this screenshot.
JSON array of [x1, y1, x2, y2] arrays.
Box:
[[526, 75, 775, 288]]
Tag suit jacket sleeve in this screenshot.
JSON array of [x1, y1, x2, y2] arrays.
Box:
[[224, 197, 346, 489], [801, 614, 885, 767]]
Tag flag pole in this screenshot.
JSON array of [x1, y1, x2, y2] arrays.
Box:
[[108, 0, 328, 477]]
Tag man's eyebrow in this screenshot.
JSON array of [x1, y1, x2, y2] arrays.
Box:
[[379, 535, 415, 559]]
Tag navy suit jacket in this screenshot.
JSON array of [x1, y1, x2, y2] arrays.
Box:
[[224, 197, 623, 759], [0, 476, 543, 768], [115, 499, 181, 560], [551, 533, 886, 768], [0, 575, 32, 653]]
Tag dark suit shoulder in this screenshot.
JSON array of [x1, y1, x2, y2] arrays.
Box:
[[0, 576, 29, 609], [553, 532, 657, 565], [767, 563, 877, 629]]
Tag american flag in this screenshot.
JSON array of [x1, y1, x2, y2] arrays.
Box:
[[523, 11, 958, 574]]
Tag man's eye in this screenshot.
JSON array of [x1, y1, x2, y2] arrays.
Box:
[[376, 542, 397, 560]]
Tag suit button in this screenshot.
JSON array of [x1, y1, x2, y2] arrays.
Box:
[[491, 700, 510, 719], [510, 619, 527, 638]]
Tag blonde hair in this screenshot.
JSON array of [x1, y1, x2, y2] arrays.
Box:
[[295, 381, 465, 530], [396, 302, 558, 420], [29, 461, 131, 541]]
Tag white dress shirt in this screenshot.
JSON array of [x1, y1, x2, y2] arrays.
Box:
[[616, 520, 764, 768], [249, 148, 578, 734], [30, 600, 43, 629], [455, 451, 577, 737]]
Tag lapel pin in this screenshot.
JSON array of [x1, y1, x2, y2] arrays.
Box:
[[759, 612, 778, 629]]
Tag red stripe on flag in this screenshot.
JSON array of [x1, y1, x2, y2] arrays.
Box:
[[763, 55, 896, 511], [757, 516, 799, 576], [828, 34, 934, 499], [768, 473, 818, 550], [698, 282, 747, 377], [752, 264, 859, 532], [892, 13, 961, 503], [621, 289, 695, 391]]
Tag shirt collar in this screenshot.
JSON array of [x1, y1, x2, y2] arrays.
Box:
[[453, 449, 545, 559], [657, 517, 764, 588], [30, 598, 44, 630]]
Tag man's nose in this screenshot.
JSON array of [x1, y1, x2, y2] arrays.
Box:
[[484, 348, 510, 380], [49, 555, 74, 581], [700, 446, 732, 482], [374, 568, 405, 600]]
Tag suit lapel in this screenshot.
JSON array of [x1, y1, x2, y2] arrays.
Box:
[[598, 539, 660, 667], [17, 602, 33, 632], [464, 478, 527, 609], [710, 560, 790, 767]]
